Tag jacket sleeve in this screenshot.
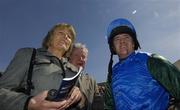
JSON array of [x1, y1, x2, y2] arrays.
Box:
[[0, 48, 33, 110], [78, 74, 97, 110], [147, 54, 180, 99]]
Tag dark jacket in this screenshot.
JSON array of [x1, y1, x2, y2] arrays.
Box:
[[147, 54, 180, 99]]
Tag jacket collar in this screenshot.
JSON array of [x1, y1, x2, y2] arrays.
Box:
[[36, 48, 67, 63], [37, 48, 55, 57], [66, 62, 79, 72], [119, 51, 136, 63]]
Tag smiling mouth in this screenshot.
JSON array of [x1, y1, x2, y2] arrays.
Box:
[[120, 46, 126, 49]]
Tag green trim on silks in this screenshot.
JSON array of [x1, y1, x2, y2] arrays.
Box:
[[104, 81, 115, 110], [147, 54, 180, 100]]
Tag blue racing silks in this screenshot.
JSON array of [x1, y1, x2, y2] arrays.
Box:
[[112, 52, 169, 110]]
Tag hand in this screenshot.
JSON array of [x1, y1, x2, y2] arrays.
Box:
[[66, 87, 82, 107], [28, 91, 68, 110]]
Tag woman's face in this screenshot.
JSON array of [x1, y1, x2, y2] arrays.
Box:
[[113, 33, 135, 59], [49, 28, 73, 53]]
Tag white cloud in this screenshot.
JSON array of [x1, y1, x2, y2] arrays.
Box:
[[144, 31, 180, 62], [166, 6, 180, 19], [154, 11, 159, 18], [132, 10, 137, 14]]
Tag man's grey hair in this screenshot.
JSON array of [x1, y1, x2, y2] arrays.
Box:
[[73, 43, 88, 53]]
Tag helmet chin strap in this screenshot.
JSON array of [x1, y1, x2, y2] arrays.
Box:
[[107, 53, 113, 83]]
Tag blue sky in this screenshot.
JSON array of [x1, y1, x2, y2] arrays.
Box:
[[0, 0, 180, 82]]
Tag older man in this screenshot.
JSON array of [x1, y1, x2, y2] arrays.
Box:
[[66, 43, 98, 110]]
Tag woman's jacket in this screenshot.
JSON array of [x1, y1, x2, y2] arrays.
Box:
[[0, 48, 87, 110]]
